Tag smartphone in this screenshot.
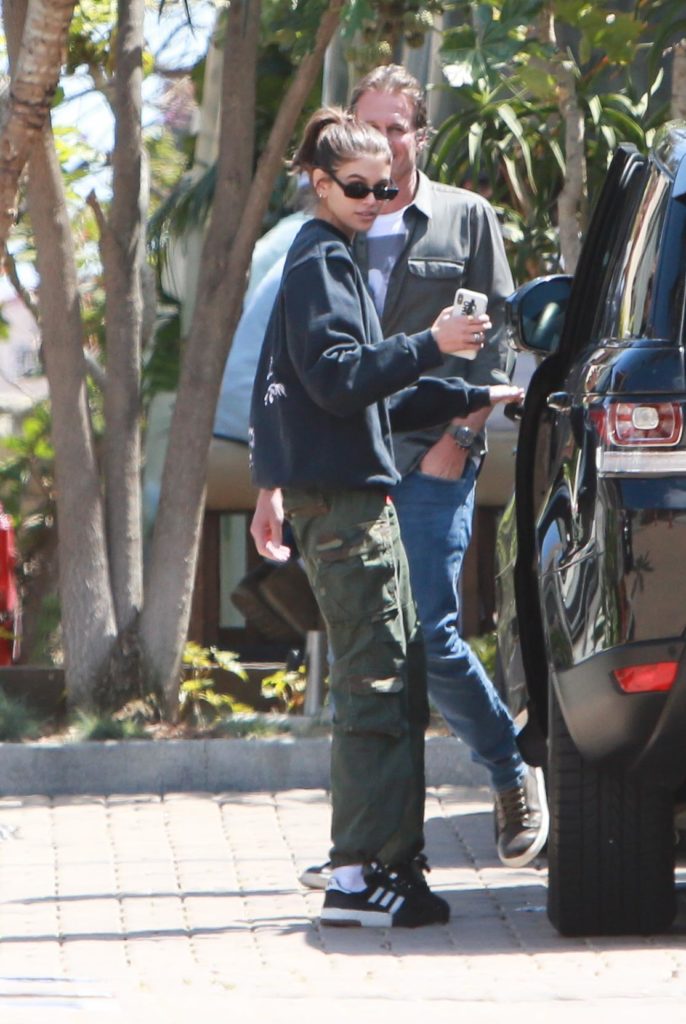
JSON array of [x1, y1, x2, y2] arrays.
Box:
[[452, 288, 488, 359]]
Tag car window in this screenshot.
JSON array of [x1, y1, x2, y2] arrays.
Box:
[[651, 190, 686, 342], [596, 167, 671, 341], [558, 148, 648, 362]]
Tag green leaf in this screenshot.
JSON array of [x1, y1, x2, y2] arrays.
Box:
[[548, 138, 566, 176], [515, 63, 558, 103], [442, 57, 480, 89], [497, 103, 536, 190], [594, 106, 645, 147], [587, 94, 603, 127], [599, 124, 617, 150], [467, 123, 484, 170]]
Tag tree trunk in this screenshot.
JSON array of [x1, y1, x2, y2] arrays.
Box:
[[100, 0, 145, 639], [556, 61, 585, 272], [140, 0, 346, 713], [27, 129, 119, 709], [0, 0, 77, 249], [6, 0, 345, 717], [5, 0, 117, 711], [539, 3, 585, 273], [671, 40, 686, 120]]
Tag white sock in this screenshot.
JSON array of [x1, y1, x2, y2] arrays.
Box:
[[329, 864, 366, 893]]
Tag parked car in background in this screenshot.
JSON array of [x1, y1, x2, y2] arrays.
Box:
[[495, 122, 686, 936]]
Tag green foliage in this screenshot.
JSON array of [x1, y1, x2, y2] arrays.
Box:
[[147, 163, 216, 256], [182, 640, 248, 682], [433, 0, 665, 274], [178, 678, 241, 728], [66, 1, 117, 75], [429, 80, 563, 275], [639, 0, 686, 81], [441, 0, 540, 89], [0, 404, 55, 529], [179, 642, 253, 728], [467, 631, 497, 678], [178, 643, 314, 723], [31, 593, 62, 668], [341, 0, 446, 70], [147, 130, 195, 208], [71, 711, 147, 741], [0, 689, 41, 742], [262, 0, 342, 60], [210, 715, 294, 738], [260, 664, 310, 714], [141, 286, 183, 402]]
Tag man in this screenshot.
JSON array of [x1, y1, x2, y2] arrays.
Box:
[[251, 66, 548, 882]]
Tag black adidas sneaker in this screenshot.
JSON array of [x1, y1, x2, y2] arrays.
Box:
[[320, 860, 450, 928]]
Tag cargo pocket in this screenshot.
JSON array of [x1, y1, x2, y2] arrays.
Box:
[[311, 509, 407, 739], [312, 514, 399, 627], [334, 674, 406, 738]]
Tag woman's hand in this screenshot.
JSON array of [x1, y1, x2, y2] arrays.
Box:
[[431, 306, 492, 356], [250, 488, 291, 562]]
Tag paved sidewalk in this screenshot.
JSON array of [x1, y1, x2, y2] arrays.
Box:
[[1, 786, 685, 1023]]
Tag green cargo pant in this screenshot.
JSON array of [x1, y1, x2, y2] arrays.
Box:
[[282, 486, 429, 869]]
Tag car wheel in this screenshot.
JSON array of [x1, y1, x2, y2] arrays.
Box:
[[547, 683, 676, 936]]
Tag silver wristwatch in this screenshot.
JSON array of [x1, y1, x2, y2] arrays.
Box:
[[447, 425, 476, 449]]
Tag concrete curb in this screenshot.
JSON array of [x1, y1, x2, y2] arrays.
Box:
[[0, 735, 488, 796]]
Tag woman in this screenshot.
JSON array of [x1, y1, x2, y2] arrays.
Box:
[[250, 108, 523, 928]]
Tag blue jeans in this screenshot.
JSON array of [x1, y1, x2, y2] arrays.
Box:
[[392, 465, 525, 793]]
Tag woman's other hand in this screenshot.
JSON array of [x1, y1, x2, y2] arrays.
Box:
[[250, 488, 291, 562]]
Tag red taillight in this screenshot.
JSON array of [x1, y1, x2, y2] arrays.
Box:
[[593, 401, 686, 474], [608, 402, 683, 446], [613, 661, 679, 694]]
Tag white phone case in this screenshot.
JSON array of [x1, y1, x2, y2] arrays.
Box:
[[452, 288, 488, 359]]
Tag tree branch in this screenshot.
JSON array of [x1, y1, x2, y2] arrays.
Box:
[[235, 0, 346, 266], [86, 189, 108, 241], [2, 244, 39, 322], [0, 0, 78, 251], [671, 39, 686, 120]]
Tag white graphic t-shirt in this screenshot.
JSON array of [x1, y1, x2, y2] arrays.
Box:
[[366, 205, 409, 315]]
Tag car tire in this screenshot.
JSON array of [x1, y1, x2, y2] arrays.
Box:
[[547, 683, 676, 936]]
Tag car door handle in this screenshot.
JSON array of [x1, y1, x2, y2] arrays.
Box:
[[503, 400, 524, 422], [547, 391, 572, 412]]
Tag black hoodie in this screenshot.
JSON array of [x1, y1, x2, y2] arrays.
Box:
[[249, 218, 490, 490]]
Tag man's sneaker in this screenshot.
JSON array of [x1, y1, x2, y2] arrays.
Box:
[[320, 861, 450, 928], [494, 765, 549, 868], [299, 861, 331, 890]]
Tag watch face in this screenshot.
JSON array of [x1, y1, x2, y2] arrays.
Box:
[[451, 426, 475, 447]]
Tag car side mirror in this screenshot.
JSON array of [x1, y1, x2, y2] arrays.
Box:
[[505, 275, 573, 355]]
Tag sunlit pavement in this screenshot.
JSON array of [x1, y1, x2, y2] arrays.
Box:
[[0, 786, 685, 1022]]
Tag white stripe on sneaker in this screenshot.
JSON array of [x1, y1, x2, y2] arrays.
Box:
[[320, 906, 392, 926], [389, 895, 405, 914]]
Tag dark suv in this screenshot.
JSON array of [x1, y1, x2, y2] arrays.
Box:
[[495, 122, 686, 936]]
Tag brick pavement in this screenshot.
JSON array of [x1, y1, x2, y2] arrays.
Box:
[[0, 786, 685, 1022]]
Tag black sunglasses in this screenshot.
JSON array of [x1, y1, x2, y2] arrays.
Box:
[[328, 170, 399, 202]]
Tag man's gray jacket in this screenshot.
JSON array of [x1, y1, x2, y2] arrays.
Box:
[[353, 170, 514, 475]]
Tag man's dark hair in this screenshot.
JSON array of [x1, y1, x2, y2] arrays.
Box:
[[349, 64, 429, 133]]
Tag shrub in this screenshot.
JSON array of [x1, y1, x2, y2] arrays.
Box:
[[0, 689, 41, 742]]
